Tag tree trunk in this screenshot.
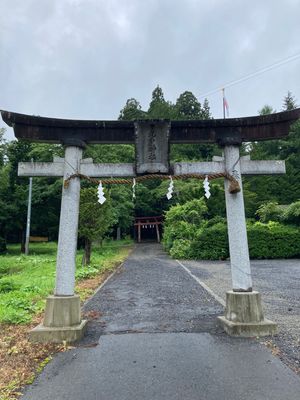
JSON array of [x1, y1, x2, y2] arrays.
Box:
[[84, 238, 92, 266]]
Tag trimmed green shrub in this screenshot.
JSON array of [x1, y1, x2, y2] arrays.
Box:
[[167, 221, 300, 260], [189, 223, 229, 260], [248, 221, 300, 259]]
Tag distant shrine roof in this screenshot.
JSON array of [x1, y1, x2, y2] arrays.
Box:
[[1, 108, 300, 144]]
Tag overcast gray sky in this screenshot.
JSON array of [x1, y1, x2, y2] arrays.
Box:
[[1, 0, 300, 140]]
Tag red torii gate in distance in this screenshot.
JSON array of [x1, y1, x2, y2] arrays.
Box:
[[134, 216, 163, 243]]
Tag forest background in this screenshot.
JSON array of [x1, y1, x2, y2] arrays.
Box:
[[0, 86, 299, 260]]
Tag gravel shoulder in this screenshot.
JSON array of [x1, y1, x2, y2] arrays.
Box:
[[181, 258, 300, 373]]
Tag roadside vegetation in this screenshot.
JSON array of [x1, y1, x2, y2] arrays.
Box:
[[0, 240, 132, 400], [163, 198, 300, 260]]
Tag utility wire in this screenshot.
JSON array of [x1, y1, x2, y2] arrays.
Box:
[[199, 51, 300, 99]]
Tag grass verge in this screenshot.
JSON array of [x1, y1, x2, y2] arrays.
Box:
[[0, 240, 133, 400]]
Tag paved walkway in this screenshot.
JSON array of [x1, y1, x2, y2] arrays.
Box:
[[22, 244, 300, 399], [182, 258, 300, 370]]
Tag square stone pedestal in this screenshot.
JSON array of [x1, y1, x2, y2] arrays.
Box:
[[218, 291, 277, 337], [29, 295, 87, 343]]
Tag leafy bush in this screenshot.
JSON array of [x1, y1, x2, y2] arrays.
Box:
[[1, 308, 32, 324], [164, 198, 208, 226], [203, 216, 226, 228], [7, 295, 36, 312], [163, 198, 207, 250], [167, 220, 300, 260], [170, 239, 192, 258], [247, 221, 300, 259], [0, 237, 6, 254], [189, 223, 229, 260], [0, 279, 20, 293], [76, 266, 99, 280], [256, 201, 285, 223], [0, 264, 9, 278], [0, 292, 37, 324], [163, 221, 197, 251], [283, 200, 300, 225]]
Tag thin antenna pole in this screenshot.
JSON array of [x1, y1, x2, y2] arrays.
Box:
[[25, 159, 33, 255]]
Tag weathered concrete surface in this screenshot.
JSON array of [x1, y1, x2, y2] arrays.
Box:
[[29, 295, 87, 343], [218, 316, 277, 337], [18, 160, 135, 177], [180, 258, 300, 372], [225, 291, 264, 322], [22, 333, 300, 400], [224, 145, 253, 291], [22, 244, 300, 399], [29, 320, 87, 343], [19, 159, 286, 178], [218, 291, 277, 337], [173, 159, 286, 175], [55, 146, 82, 296]]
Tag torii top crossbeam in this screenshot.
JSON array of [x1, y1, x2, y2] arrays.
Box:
[[1, 108, 300, 144]]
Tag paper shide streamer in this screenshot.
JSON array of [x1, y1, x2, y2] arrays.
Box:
[[166, 176, 174, 200], [97, 181, 106, 204], [132, 178, 136, 200], [203, 175, 211, 199]]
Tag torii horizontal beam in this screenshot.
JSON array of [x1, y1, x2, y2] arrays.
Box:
[[2, 108, 300, 144], [18, 158, 286, 177]]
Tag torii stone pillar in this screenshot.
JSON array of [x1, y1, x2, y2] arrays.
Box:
[[30, 143, 88, 343], [18, 154, 136, 342], [218, 137, 277, 336], [224, 145, 253, 292], [174, 150, 283, 336]]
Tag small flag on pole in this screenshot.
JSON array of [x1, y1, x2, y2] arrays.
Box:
[[222, 88, 229, 118]]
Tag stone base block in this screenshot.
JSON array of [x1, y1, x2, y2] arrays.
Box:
[[218, 290, 277, 337], [43, 295, 82, 327], [29, 295, 87, 343], [218, 316, 277, 337], [29, 320, 87, 343]]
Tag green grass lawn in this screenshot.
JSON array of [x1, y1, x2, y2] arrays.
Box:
[[0, 240, 132, 324]]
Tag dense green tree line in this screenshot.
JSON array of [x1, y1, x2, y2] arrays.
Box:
[[0, 86, 299, 256]]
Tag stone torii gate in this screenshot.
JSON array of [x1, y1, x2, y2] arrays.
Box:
[[1, 109, 300, 342]]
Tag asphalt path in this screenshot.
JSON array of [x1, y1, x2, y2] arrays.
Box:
[[181, 257, 300, 372], [22, 244, 300, 399]]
